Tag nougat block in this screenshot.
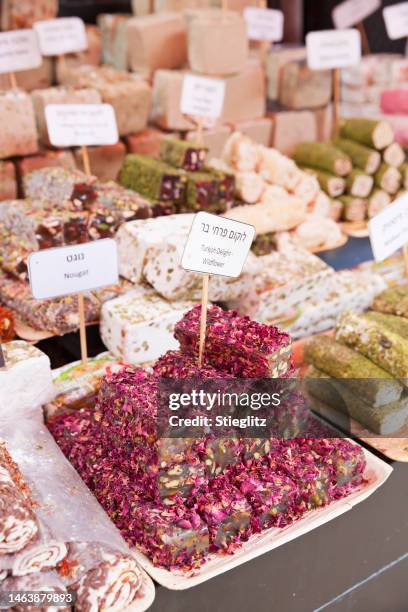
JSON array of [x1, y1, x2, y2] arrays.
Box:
[[31, 87, 102, 147], [151, 70, 196, 131], [232, 118, 273, 147], [125, 129, 179, 158], [95, 77, 152, 136], [74, 142, 126, 182], [0, 0, 57, 29], [127, 12, 187, 77], [56, 24, 102, 74], [219, 60, 266, 124], [0, 91, 38, 159], [0, 59, 52, 92], [187, 10, 248, 75], [0, 341, 54, 416], [279, 60, 332, 110], [115, 214, 193, 282], [186, 125, 232, 159], [100, 286, 195, 364], [17, 150, 76, 196], [270, 110, 317, 156], [97, 13, 131, 70], [160, 137, 207, 171], [119, 154, 187, 202], [0, 161, 17, 200], [266, 45, 306, 101]]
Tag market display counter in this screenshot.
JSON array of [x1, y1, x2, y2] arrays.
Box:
[[150, 459, 408, 612]]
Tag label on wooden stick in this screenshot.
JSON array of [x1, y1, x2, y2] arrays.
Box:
[[332, 0, 381, 29], [383, 3, 408, 40], [34, 17, 88, 56], [181, 75, 225, 120], [243, 7, 284, 42], [28, 239, 119, 299], [306, 29, 361, 70], [182, 212, 255, 278], [0, 30, 42, 74], [369, 194, 408, 262], [45, 104, 118, 147]]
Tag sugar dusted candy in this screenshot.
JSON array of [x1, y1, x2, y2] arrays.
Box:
[[100, 286, 195, 365], [175, 305, 292, 378]]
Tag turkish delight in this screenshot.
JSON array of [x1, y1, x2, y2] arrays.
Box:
[[175, 305, 292, 377], [73, 142, 126, 182], [333, 138, 381, 174], [160, 137, 207, 171], [266, 45, 307, 101], [187, 9, 248, 76], [154, 350, 230, 379], [151, 69, 196, 131], [372, 285, 408, 318], [100, 286, 195, 364], [126, 12, 187, 76], [115, 213, 193, 282], [119, 154, 187, 203], [23, 167, 97, 205], [225, 192, 307, 234], [293, 142, 352, 177], [339, 118, 394, 150], [0, 233, 30, 281], [0, 0, 57, 29], [279, 60, 332, 110], [374, 163, 401, 194], [0, 91, 38, 159], [269, 110, 317, 156], [0, 342, 54, 416], [31, 87, 102, 147], [186, 126, 232, 159], [2, 573, 70, 612]]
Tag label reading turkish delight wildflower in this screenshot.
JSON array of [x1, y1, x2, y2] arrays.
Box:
[[306, 29, 361, 70], [243, 8, 284, 42], [181, 75, 225, 120], [332, 0, 381, 29], [28, 239, 119, 300], [181, 212, 255, 278], [369, 193, 408, 262], [45, 104, 119, 147], [0, 30, 42, 74], [34, 17, 88, 56], [0, 345, 5, 369], [383, 2, 408, 40]]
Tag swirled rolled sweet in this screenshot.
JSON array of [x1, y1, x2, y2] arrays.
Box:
[[0, 483, 38, 555], [12, 541, 68, 576]]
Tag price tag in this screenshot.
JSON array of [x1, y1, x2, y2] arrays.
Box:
[[332, 0, 380, 29], [368, 194, 408, 262], [306, 29, 361, 70], [45, 104, 118, 147], [0, 30, 42, 74], [0, 345, 5, 369], [243, 7, 284, 42], [181, 75, 225, 120], [34, 17, 88, 56], [182, 212, 255, 278], [383, 2, 408, 40], [28, 239, 119, 300]]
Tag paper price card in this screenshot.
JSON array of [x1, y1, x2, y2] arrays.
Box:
[[34, 17, 87, 56], [332, 0, 381, 29], [28, 239, 119, 300], [0, 30, 42, 74], [182, 212, 255, 278], [181, 75, 225, 120], [45, 104, 118, 147], [368, 194, 408, 262], [383, 2, 408, 40], [306, 29, 361, 70], [243, 7, 284, 42]]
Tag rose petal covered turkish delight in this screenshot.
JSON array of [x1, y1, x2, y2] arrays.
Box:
[[100, 286, 195, 365], [175, 305, 292, 377]]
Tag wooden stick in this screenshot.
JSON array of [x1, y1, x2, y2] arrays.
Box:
[[196, 117, 204, 147], [356, 21, 370, 55], [8, 72, 17, 89], [198, 274, 210, 367], [403, 244, 408, 278], [81, 145, 92, 176], [332, 67, 341, 138], [78, 293, 88, 364], [222, 0, 228, 13]]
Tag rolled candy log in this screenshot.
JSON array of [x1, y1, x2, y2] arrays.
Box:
[[371, 285, 408, 318], [383, 142, 405, 168], [345, 169, 373, 198], [306, 366, 408, 435], [339, 118, 394, 150], [174, 304, 292, 378], [10, 522, 68, 577], [292, 142, 352, 177], [160, 137, 208, 171], [2, 571, 71, 612], [300, 166, 345, 197], [339, 195, 367, 222], [367, 189, 391, 218], [329, 199, 344, 222], [365, 310, 408, 340], [374, 163, 401, 195], [332, 137, 381, 174], [304, 334, 403, 407], [335, 310, 408, 379]]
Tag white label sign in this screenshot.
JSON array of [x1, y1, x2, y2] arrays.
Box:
[[383, 3, 408, 40], [368, 194, 408, 262], [181, 75, 225, 120], [306, 29, 361, 70], [0, 30, 42, 74], [332, 0, 380, 29], [34, 17, 88, 56], [182, 212, 255, 278], [28, 239, 119, 300], [243, 7, 284, 42], [45, 104, 118, 147]]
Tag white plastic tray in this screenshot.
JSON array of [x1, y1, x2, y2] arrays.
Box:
[[133, 445, 392, 590]]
